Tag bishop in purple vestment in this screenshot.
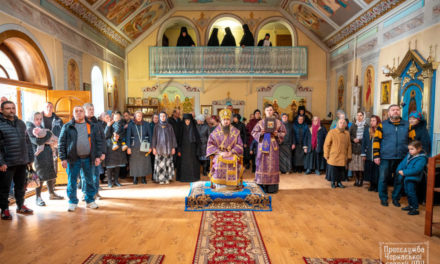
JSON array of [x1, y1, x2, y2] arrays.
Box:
[[251, 104, 286, 193], [206, 109, 244, 187]]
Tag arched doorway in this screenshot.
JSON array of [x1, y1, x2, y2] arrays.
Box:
[[207, 15, 245, 46], [255, 18, 297, 46], [157, 17, 200, 46], [91, 66, 105, 115]]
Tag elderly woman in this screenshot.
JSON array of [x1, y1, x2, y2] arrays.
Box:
[[195, 114, 210, 176], [152, 112, 177, 184], [408, 112, 431, 154], [324, 119, 352, 188], [279, 113, 294, 174], [126, 111, 152, 184], [26, 112, 63, 206], [304, 116, 327, 175], [348, 111, 368, 187]]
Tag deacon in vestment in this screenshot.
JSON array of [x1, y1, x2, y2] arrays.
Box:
[[252, 104, 286, 193], [206, 109, 244, 189]]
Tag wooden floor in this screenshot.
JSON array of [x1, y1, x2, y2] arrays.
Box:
[[1, 171, 440, 264]]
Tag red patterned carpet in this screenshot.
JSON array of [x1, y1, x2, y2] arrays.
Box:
[[303, 257, 381, 264], [193, 211, 271, 264], [82, 254, 164, 264]]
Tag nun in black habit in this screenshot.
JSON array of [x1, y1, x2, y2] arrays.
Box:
[[207, 28, 220, 46], [221, 27, 236, 46], [177, 27, 195, 46], [239, 24, 254, 47], [177, 114, 201, 182]]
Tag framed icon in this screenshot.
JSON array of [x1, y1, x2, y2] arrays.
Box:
[[381, 80, 391, 105], [142, 98, 150, 106], [150, 98, 159, 106], [127, 97, 135, 105], [135, 97, 142, 106], [201, 105, 212, 116]]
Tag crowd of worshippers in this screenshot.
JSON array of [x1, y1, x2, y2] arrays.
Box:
[[167, 25, 273, 47], [0, 98, 431, 220]]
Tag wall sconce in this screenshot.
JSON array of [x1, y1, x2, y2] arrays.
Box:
[[381, 65, 396, 78], [106, 81, 114, 91]]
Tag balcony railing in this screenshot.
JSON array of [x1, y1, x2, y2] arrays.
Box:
[[149, 46, 308, 77]]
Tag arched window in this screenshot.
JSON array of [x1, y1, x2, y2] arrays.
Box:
[[91, 66, 104, 115], [0, 50, 19, 80]]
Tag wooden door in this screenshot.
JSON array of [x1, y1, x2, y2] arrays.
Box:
[[276, 34, 292, 46], [46, 90, 91, 184]]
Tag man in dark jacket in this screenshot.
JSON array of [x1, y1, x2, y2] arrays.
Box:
[[373, 104, 409, 207], [0, 101, 34, 220], [84, 103, 106, 198], [59, 105, 103, 212]]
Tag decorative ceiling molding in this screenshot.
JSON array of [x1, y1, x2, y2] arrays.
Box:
[[54, 0, 131, 47], [325, 0, 406, 48]]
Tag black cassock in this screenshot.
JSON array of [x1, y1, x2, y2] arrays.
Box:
[[177, 120, 200, 182], [279, 121, 293, 173]]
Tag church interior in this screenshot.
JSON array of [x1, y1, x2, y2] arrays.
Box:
[[1, 0, 440, 263]]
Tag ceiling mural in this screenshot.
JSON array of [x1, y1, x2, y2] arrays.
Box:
[[98, 0, 144, 25], [290, 4, 335, 38], [122, 2, 168, 39], [178, 0, 282, 5]]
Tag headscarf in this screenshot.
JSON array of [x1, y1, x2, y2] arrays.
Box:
[[182, 113, 199, 143], [239, 24, 254, 46], [221, 27, 236, 46], [195, 114, 205, 122], [177, 27, 195, 46], [409, 111, 423, 121], [159, 111, 168, 125], [311, 117, 321, 150], [355, 112, 366, 140], [207, 28, 219, 46]]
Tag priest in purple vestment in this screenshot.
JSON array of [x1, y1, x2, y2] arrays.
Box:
[[206, 109, 244, 189], [251, 104, 286, 193]]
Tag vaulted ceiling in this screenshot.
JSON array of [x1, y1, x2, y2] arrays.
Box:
[[44, 0, 407, 52]]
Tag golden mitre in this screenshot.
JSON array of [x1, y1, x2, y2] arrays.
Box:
[[219, 109, 232, 120]]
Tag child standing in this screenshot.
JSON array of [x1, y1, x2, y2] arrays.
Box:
[[396, 141, 428, 215]]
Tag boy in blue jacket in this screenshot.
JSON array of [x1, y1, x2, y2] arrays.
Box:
[[396, 140, 428, 215]]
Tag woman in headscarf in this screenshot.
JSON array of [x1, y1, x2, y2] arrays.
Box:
[[349, 111, 368, 186], [176, 27, 195, 46], [221, 27, 236, 46], [292, 115, 308, 173], [239, 24, 254, 47], [246, 109, 262, 172], [149, 113, 159, 181], [26, 112, 63, 206], [177, 113, 201, 182], [207, 28, 220, 46], [279, 113, 294, 174], [195, 114, 210, 176], [126, 111, 152, 184], [361, 115, 381, 192], [152, 112, 177, 184], [304, 116, 327, 175]]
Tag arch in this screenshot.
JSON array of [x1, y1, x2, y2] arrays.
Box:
[[157, 16, 201, 46], [0, 24, 53, 88], [91, 65, 105, 115], [205, 14, 246, 46], [254, 17, 298, 46]]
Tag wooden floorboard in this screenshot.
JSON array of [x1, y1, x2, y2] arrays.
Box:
[[1, 172, 440, 264]]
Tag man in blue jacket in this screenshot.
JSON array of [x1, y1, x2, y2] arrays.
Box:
[[0, 101, 34, 220], [59, 106, 103, 212], [373, 104, 409, 207]]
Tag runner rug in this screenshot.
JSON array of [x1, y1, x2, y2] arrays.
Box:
[[193, 211, 271, 264], [303, 257, 382, 264], [185, 181, 272, 211], [82, 254, 164, 264]]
